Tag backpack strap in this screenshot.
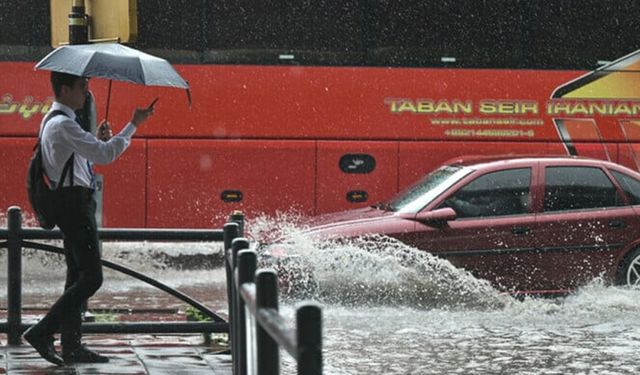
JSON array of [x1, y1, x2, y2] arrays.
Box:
[[57, 153, 75, 190], [38, 110, 68, 139], [40, 110, 75, 189]]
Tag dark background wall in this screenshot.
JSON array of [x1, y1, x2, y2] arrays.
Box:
[[1, 0, 639, 69]]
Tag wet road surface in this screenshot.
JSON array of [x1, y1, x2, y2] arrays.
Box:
[[1, 334, 231, 375]]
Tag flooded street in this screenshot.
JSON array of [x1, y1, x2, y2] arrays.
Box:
[[314, 288, 640, 374], [0, 240, 230, 316], [2, 227, 640, 374], [269, 229, 640, 374]]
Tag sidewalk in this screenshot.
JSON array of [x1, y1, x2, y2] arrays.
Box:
[[1, 334, 232, 374]]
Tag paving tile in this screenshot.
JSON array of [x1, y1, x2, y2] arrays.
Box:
[[7, 346, 59, 373], [201, 353, 233, 375], [133, 346, 215, 375], [0, 348, 6, 375], [1, 335, 232, 375], [9, 369, 77, 375], [73, 361, 147, 375]]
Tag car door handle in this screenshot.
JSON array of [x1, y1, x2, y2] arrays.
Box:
[[511, 226, 530, 235], [609, 220, 625, 229]]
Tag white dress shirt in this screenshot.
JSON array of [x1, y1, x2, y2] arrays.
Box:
[[39, 102, 137, 188]]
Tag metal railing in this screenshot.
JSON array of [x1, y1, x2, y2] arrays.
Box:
[[224, 223, 323, 375], [1, 206, 324, 374], [0, 206, 229, 345]]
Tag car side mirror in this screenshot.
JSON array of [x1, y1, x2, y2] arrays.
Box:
[[413, 207, 457, 227]]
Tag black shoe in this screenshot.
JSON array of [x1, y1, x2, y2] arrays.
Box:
[[63, 345, 109, 364], [23, 326, 64, 366]]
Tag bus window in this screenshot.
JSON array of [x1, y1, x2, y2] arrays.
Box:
[[554, 119, 610, 161]]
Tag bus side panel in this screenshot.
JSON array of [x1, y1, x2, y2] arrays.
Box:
[[151, 66, 578, 141], [618, 143, 640, 171], [618, 120, 640, 170], [571, 143, 619, 164], [0, 138, 146, 228], [0, 62, 583, 143], [398, 141, 557, 188], [146, 140, 316, 228], [94, 140, 146, 228], [542, 142, 619, 163], [316, 141, 398, 214], [0, 138, 36, 224]]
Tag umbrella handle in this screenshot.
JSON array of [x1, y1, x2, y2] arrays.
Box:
[[105, 80, 112, 122]]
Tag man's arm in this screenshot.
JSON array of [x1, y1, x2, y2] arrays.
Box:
[[57, 119, 136, 165], [61, 105, 154, 164]]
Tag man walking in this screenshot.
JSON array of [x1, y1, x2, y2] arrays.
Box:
[[23, 71, 154, 365]]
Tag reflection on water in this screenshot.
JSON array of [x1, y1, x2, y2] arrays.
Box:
[[309, 284, 640, 375], [1, 215, 639, 373]]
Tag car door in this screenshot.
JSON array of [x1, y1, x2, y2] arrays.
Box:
[[532, 163, 640, 290], [397, 166, 538, 292]]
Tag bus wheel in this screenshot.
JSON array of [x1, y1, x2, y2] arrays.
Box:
[[617, 248, 640, 287]]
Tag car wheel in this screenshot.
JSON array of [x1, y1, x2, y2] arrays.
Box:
[[617, 248, 640, 287]]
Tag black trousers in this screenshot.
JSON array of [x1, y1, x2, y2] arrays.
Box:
[[34, 186, 103, 350]]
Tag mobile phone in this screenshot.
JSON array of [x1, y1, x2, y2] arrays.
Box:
[[147, 97, 159, 110]]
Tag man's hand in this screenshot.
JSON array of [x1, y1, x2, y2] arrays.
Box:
[[131, 98, 157, 127], [97, 120, 112, 141]]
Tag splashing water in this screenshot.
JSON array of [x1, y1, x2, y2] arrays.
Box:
[[247, 210, 311, 243], [248, 214, 510, 309]]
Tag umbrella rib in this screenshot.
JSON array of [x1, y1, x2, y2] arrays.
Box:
[[77, 49, 95, 78], [135, 56, 147, 86]]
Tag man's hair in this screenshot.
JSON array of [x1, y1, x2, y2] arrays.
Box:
[[51, 71, 83, 97]]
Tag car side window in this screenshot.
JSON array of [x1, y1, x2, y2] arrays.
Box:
[[440, 168, 531, 218], [544, 166, 624, 212], [611, 170, 640, 205]]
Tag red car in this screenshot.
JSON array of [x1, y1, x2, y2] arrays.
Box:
[[273, 156, 640, 295]]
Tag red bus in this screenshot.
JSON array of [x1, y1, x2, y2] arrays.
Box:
[[1, 1, 639, 228]]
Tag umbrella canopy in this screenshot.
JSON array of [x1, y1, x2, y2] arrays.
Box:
[[35, 43, 191, 121], [35, 43, 189, 89]]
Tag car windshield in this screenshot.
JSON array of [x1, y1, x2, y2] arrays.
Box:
[[389, 165, 473, 213]]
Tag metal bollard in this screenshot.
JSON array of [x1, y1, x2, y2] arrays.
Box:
[[256, 270, 279, 375], [297, 304, 323, 375], [223, 222, 239, 368], [231, 238, 250, 375], [231, 238, 250, 268], [7, 206, 23, 345], [237, 250, 257, 375], [229, 211, 245, 238], [224, 222, 240, 258]]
